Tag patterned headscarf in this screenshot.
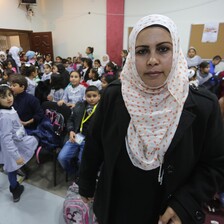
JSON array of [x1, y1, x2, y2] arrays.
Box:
[[120, 14, 189, 170]]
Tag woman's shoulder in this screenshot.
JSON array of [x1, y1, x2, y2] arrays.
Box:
[[189, 85, 218, 104]]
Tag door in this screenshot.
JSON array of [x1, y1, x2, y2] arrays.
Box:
[[29, 32, 54, 58]]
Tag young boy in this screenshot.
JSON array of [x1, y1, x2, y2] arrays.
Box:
[[57, 85, 100, 179], [9, 74, 44, 133]]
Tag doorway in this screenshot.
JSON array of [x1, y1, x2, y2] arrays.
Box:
[[0, 28, 54, 58]]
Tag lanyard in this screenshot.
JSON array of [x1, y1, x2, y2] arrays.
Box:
[[80, 104, 97, 133]]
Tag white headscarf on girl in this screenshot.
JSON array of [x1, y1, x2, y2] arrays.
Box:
[[101, 54, 110, 67], [120, 14, 189, 171]]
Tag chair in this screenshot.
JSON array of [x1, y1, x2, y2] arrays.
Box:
[[41, 101, 71, 186]]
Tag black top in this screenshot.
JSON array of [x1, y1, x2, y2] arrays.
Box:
[[110, 143, 162, 224]]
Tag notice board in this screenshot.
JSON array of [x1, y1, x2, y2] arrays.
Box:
[[189, 23, 224, 59]]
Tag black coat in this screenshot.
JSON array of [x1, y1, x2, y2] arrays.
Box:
[[79, 80, 224, 224]]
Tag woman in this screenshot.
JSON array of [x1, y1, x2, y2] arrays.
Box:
[[186, 46, 202, 68], [78, 14, 224, 224]]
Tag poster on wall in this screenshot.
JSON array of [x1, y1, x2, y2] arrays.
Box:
[[201, 22, 219, 43]]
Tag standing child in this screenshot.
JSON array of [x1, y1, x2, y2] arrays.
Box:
[[47, 73, 64, 102], [0, 84, 38, 202], [57, 71, 86, 108], [57, 85, 100, 178], [87, 68, 102, 90]]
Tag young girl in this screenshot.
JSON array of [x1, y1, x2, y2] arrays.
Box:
[[93, 59, 104, 77], [0, 84, 38, 202], [57, 71, 86, 108], [21, 64, 38, 96], [85, 47, 94, 60], [87, 68, 102, 90], [47, 73, 64, 102], [101, 72, 117, 90], [41, 63, 52, 81]]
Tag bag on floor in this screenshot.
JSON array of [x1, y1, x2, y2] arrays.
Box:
[[63, 182, 98, 224]]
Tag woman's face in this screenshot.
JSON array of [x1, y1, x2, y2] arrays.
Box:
[[135, 26, 173, 88]]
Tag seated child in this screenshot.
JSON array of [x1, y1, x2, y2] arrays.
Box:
[[47, 73, 64, 102], [86, 68, 102, 90], [9, 74, 44, 133], [57, 85, 100, 178], [21, 64, 38, 96], [0, 84, 38, 202], [57, 71, 86, 108], [101, 71, 118, 92]]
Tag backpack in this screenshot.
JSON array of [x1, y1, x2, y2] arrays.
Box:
[[63, 182, 98, 224], [45, 109, 65, 136]]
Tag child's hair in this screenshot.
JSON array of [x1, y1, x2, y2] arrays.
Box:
[[102, 72, 117, 84], [94, 59, 101, 66], [199, 61, 209, 69], [91, 68, 99, 80], [4, 68, 15, 78], [85, 85, 100, 94], [213, 55, 222, 61], [51, 73, 64, 90], [44, 63, 52, 69], [9, 74, 28, 90], [21, 64, 36, 77], [106, 61, 118, 73], [84, 58, 93, 68], [71, 70, 81, 78], [87, 47, 94, 54], [0, 84, 13, 99]]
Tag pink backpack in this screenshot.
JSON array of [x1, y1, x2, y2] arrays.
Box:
[[63, 182, 98, 224]]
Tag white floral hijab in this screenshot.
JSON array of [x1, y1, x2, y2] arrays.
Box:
[[120, 14, 189, 171]]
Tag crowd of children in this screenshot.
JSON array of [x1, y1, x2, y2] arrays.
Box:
[[1, 44, 224, 210], [0, 46, 126, 202]]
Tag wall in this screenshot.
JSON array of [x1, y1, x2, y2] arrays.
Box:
[[0, 0, 224, 59]]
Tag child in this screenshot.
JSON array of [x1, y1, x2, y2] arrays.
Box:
[[85, 47, 94, 60], [21, 64, 38, 96], [47, 73, 64, 102], [0, 68, 14, 85], [4, 60, 17, 73], [101, 72, 117, 90], [57, 71, 86, 108], [196, 61, 214, 90], [87, 68, 102, 90], [121, 49, 128, 67], [0, 84, 38, 202], [9, 74, 44, 133], [57, 85, 100, 178], [93, 59, 104, 77], [41, 63, 52, 81]]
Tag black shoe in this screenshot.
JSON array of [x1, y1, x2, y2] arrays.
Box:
[[9, 184, 24, 202]]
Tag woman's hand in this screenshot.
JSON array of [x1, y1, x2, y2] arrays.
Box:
[[158, 207, 182, 224], [81, 196, 93, 204], [16, 157, 25, 165]]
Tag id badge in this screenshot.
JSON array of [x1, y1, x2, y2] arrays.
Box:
[[75, 133, 85, 145]]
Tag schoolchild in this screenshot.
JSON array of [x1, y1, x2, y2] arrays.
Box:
[[47, 73, 64, 102], [0, 84, 38, 202], [21, 64, 38, 96], [57, 85, 100, 177], [85, 47, 94, 61], [9, 74, 44, 132], [57, 71, 86, 108], [101, 72, 118, 90], [87, 68, 102, 90], [196, 61, 215, 91], [186, 46, 202, 68], [41, 63, 52, 81], [93, 59, 104, 77]]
